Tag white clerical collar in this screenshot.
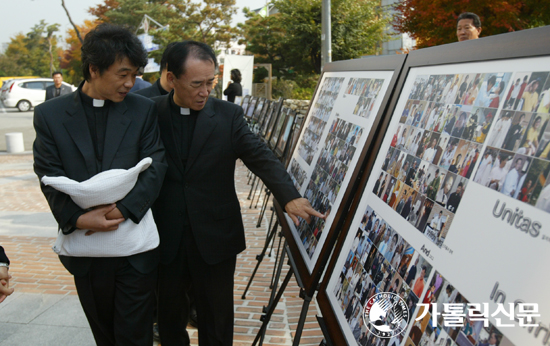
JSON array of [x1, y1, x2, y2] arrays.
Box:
[[93, 99, 105, 107], [180, 107, 190, 115]]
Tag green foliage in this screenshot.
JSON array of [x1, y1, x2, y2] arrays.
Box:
[[272, 79, 296, 99], [90, 0, 238, 65], [0, 20, 61, 78], [239, 0, 389, 76]]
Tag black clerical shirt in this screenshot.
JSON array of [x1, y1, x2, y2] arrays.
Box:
[[79, 89, 109, 172], [169, 94, 198, 169]]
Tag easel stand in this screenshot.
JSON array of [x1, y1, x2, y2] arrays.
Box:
[[252, 242, 317, 346], [241, 217, 280, 299], [316, 316, 334, 346]]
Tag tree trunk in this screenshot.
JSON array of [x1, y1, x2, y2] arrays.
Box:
[[61, 0, 83, 44]]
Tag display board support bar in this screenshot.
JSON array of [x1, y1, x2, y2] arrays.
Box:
[[241, 219, 279, 299], [252, 265, 294, 346], [316, 316, 333, 346]]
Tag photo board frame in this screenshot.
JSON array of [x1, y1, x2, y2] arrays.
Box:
[[262, 98, 284, 141], [278, 54, 407, 293], [269, 106, 291, 151], [245, 96, 258, 119], [235, 95, 243, 106], [275, 109, 297, 158], [317, 26, 550, 346], [241, 95, 251, 115], [252, 97, 266, 122]]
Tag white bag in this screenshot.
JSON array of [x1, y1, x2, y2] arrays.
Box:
[[42, 157, 159, 257]]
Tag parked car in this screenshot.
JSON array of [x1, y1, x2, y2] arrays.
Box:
[[2, 78, 77, 111]]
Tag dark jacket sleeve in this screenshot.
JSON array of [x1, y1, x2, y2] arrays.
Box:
[[0, 246, 9, 265], [116, 102, 168, 223], [33, 105, 86, 233]]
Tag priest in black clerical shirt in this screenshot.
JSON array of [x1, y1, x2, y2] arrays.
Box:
[[152, 40, 324, 346]]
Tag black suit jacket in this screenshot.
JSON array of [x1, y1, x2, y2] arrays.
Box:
[[134, 79, 165, 98], [33, 90, 167, 276], [45, 84, 72, 101], [0, 246, 8, 264], [152, 94, 300, 265]]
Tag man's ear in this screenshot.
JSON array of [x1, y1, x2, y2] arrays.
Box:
[[167, 71, 176, 88], [89, 65, 99, 79]]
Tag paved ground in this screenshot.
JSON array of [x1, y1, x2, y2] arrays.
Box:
[[0, 153, 324, 345]]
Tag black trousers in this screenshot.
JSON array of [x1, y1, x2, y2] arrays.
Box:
[[74, 257, 157, 346], [158, 227, 236, 346]]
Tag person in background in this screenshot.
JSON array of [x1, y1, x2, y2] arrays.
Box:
[[45, 71, 72, 101], [0, 245, 13, 303], [223, 68, 242, 103], [135, 42, 177, 98], [130, 69, 152, 92], [456, 12, 482, 42]]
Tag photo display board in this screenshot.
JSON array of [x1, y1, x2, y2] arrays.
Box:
[[280, 55, 407, 291], [318, 26, 550, 346]]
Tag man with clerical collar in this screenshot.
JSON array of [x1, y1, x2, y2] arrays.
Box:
[[45, 71, 72, 100], [134, 42, 178, 98], [152, 40, 324, 345], [33, 24, 167, 345]]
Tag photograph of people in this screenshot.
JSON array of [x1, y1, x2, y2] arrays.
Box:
[[440, 139, 459, 170], [502, 112, 528, 151], [475, 74, 497, 108], [487, 153, 510, 190], [435, 174, 455, 207], [487, 111, 513, 148], [521, 79, 541, 112], [504, 77, 522, 109], [451, 111, 469, 138], [446, 180, 465, 213], [517, 115, 544, 156], [474, 149, 495, 185], [500, 157, 528, 197], [442, 107, 459, 136], [537, 79, 550, 113]]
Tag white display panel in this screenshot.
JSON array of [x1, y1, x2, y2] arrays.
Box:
[[285, 71, 394, 273], [325, 56, 550, 346]]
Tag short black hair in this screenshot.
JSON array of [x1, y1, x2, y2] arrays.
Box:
[[52, 71, 62, 77], [160, 42, 178, 72], [166, 40, 217, 78], [81, 23, 148, 82], [457, 12, 481, 29]]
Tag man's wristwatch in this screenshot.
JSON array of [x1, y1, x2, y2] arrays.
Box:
[[0, 262, 9, 270]]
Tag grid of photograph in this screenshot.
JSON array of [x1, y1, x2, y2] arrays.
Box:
[[373, 72, 514, 247], [332, 204, 432, 346], [474, 71, 550, 214], [296, 117, 364, 258], [346, 77, 385, 118], [402, 271, 513, 346], [297, 77, 345, 165]]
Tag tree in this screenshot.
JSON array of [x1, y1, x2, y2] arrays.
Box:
[[239, 0, 389, 76], [393, 0, 550, 48], [60, 20, 99, 85], [46, 24, 61, 76], [88, 0, 238, 53], [0, 20, 62, 77]]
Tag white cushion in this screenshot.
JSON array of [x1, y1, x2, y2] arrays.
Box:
[[42, 157, 160, 257]]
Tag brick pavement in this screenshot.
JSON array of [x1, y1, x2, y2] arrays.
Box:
[[0, 153, 324, 345]]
